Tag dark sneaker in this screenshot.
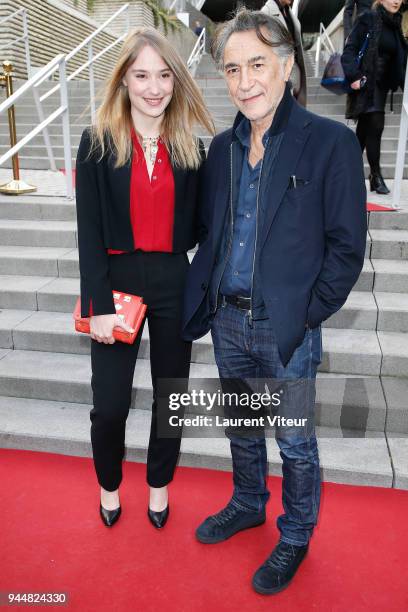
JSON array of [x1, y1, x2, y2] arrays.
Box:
[[252, 540, 309, 594], [196, 501, 265, 544]]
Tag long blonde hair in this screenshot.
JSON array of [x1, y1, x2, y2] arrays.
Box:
[[90, 27, 215, 169]]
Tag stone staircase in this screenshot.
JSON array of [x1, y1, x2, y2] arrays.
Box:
[[0, 51, 407, 490]]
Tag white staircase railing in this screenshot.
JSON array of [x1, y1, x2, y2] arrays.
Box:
[[187, 28, 206, 76], [314, 22, 335, 78], [0, 55, 73, 198], [38, 3, 130, 124], [0, 8, 56, 170], [392, 56, 408, 209], [0, 8, 32, 77], [169, 0, 206, 9]]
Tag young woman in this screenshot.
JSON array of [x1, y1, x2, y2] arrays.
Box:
[[75, 27, 214, 529], [342, 0, 407, 194]]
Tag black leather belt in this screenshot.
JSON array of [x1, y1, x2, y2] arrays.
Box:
[[218, 294, 251, 310]]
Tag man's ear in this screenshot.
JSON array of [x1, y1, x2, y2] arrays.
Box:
[[284, 54, 295, 82]]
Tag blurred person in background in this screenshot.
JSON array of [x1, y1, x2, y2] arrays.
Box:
[[344, 0, 374, 41], [342, 0, 407, 194], [261, 0, 307, 105]]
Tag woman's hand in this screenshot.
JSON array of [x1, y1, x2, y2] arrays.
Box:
[[350, 79, 363, 90], [90, 314, 135, 344]]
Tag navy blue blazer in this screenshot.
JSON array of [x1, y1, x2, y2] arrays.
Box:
[[182, 98, 367, 367]]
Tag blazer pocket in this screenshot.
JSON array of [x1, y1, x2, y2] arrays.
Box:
[[285, 181, 317, 201]]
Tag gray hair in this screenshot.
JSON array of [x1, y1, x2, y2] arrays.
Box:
[[211, 7, 295, 71]]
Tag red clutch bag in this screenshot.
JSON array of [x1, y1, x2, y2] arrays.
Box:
[[73, 291, 147, 344]]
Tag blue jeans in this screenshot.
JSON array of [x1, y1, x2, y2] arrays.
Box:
[[211, 302, 322, 547]]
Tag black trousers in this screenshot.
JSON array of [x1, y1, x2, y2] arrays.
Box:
[[356, 110, 386, 176], [90, 251, 192, 491]]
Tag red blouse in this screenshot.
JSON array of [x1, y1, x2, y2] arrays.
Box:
[[108, 130, 175, 255]]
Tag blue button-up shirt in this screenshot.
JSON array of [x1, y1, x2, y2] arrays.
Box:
[[210, 83, 293, 319], [219, 119, 268, 297]]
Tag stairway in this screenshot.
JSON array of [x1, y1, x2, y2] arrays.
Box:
[[0, 80, 92, 170], [0, 52, 407, 490]]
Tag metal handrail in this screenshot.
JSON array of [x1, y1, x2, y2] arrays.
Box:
[[392, 57, 408, 209], [315, 22, 335, 78], [0, 55, 73, 198], [187, 28, 206, 76], [38, 3, 130, 123], [0, 8, 32, 77]]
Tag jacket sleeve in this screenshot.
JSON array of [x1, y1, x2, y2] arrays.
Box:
[[75, 128, 116, 318], [341, 10, 371, 83], [306, 126, 367, 329]]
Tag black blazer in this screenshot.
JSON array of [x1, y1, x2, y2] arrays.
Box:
[[75, 128, 205, 317], [182, 100, 367, 367]]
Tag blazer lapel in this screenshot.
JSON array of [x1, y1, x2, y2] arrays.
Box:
[[259, 108, 312, 251]]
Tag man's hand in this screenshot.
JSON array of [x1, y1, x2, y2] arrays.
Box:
[[90, 314, 135, 344]]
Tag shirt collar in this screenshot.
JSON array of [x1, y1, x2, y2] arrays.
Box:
[[233, 82, 294, 147]]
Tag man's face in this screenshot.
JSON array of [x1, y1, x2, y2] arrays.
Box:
[[223, 28, 293, 124]]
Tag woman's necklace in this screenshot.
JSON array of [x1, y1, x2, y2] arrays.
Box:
[[142, 136, 160, 166]]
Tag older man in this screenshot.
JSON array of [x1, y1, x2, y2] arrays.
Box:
[[182, 8, 366, 595], [261, 0, 307, 105]]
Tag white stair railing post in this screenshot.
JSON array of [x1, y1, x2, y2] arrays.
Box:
[[88, 41, 96, 124], [32, 87, 57, 171], [187, 27, 206, 76], [315, 26, 322, 78], [125, 3, 131, 34], [392, 57, 408, 209], [22, 9, 31, 78], [59, 57, 73, 199]]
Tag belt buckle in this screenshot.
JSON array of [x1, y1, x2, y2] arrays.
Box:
[[237, 296, 251, 310]]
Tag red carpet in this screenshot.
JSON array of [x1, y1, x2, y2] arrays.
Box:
[[366, 202, 395, 212], [1, 449, 407, 611]]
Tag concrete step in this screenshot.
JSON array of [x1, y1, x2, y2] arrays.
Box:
[[0, 246, 76, 277], [0, 196, 76, 221], [0, 306, 395, 375], [1, 157, 76, 171], [0, 219, 77, 247], [0, 111, 92, 123], [0, 345, 394, 433], [0, 291, 385, 353], [375, 292, 408, 333], [0, 394, 401, 488], [369, 229, 408, 260], [0, 243, 375, 289], [368, 211, 408, 231], [0, 144, 80, 159], [372, 259, 408, 292], [0, 276, 61, 310], [377, 331, 408, 376], [364, 164, 408, 179]]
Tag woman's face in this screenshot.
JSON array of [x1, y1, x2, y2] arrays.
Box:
[[380, 0, 403, 13], [122, 45, 174, 120]]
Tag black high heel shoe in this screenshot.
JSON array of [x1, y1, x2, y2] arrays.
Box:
[[147, 504, 169, 529], [100, 503, 121, 527], [369, 173, 390, 195]]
